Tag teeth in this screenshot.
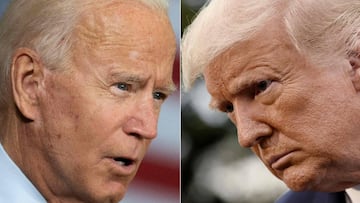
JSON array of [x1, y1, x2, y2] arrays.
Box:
[[116, 160, 126, 166], [114, 157, 132, 166]]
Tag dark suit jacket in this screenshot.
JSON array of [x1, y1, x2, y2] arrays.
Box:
[[276, 190, 346, 203]]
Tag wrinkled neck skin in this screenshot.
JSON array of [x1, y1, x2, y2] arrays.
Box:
[[1, 110, 89, 203]]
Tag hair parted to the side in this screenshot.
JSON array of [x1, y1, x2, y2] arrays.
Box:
[[284, 0, 360, 67], [0, 0, 169, 112], [181, 0, 282, 90], [181, 0, 360, 90]]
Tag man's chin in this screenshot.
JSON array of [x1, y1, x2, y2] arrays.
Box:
[[278, 165, 327, 192], [86, 181, 129, 203], [90, 191, 126, 203]]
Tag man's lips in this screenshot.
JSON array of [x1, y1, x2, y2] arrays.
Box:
[[267, 150, 297, 170], [107, 156, 139, 176], [114, 157, 135, 166]]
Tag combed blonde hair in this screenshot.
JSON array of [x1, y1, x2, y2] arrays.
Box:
[[181, 0, 360, 89], [0, 0, 169, 111]]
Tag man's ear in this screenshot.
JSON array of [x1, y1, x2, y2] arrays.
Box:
[[11, 48, 44, 121], [349, 52, 360, 92]]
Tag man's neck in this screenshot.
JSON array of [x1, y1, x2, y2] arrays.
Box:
[[0, 118, 82, 203]]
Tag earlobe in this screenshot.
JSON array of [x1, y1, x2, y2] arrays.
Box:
[[11, 48, 44, 121]]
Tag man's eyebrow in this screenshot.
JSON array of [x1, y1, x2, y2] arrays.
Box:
[[228, 76, 257, 95], [227, 67, 278, 95], [109, 72, 148, 84], [108, 71, 177, 94], [156, 81, 177, 95]]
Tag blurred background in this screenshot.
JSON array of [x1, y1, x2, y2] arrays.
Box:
[[0, 1, 180, 203], [181, 1, 287, 203]]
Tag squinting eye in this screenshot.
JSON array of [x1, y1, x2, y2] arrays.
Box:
[[116, 83, 129, 91], [153, 91, 167, 101], [225, 103, 234, 113], [254, 80, 272, 95], [219, 102, 233, 113]]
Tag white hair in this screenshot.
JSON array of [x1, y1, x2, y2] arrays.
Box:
[[0, 0, 169, 111], [181, 0, 360, 89], [284, 0, 360, 67], [181, 0, 282, 90]]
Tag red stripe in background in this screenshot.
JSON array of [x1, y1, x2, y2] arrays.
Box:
[[173, 51, 180, 87], [136, 157, 180, 192]]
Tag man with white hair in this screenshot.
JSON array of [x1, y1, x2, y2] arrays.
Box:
[[182, 0, 360, 202], [0, 0, 176, 202]]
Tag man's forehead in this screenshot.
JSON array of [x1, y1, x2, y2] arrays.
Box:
[[75, 2, 152, 44], [203, 41, 248, 86], [71, 2, 175, 60], [73, 1, 175, 54], [203, 21, 301, 107], [204, 18, 294, 79], [65, 1, 176, 89]]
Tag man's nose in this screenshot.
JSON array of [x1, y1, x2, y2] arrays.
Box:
[[233, 103, 272, 148], [123, 97, 158, 140]]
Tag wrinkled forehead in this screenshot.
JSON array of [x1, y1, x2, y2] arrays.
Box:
[[203, 42, 241, 99], [73, 1, 175, 51], [204, 19, 298, 94], [68, 0, 176, 74], [207, 18, 291, 67], [67, 1, 176, 88]]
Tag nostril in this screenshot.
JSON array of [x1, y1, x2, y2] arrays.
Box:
[[256, 136, 270, 148], [129, 132, 141, 138], [256, 136, 265, 144], [128, 130, 156, 140]]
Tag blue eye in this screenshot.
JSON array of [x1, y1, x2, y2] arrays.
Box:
[[153, 91, 167, 101], [254, 80, 272, 96], [116, 83, 129, 91]]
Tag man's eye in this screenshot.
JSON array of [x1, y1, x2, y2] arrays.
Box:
[[225, 103, 234, 113], [219, 102, 233, 113], [254, 80, 272, 96], [116, 83, 129, 91], [153, 91, 167, 101]]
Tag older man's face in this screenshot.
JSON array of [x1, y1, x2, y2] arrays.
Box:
[[35, 2, 175, 202], [204, 21, 360, 192]]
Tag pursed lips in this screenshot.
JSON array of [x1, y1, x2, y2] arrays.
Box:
[[265, 150, 297, 170]]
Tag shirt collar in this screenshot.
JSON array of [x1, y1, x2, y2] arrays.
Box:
[[0, 143, 46, 202], [346, 185, 360, 203]]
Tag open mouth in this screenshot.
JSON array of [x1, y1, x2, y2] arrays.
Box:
[[113, 157, 134, 166]]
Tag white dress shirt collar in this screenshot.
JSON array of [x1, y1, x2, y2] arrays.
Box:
[[0, 143, 46, 202], [346, 185, 360, 203]]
